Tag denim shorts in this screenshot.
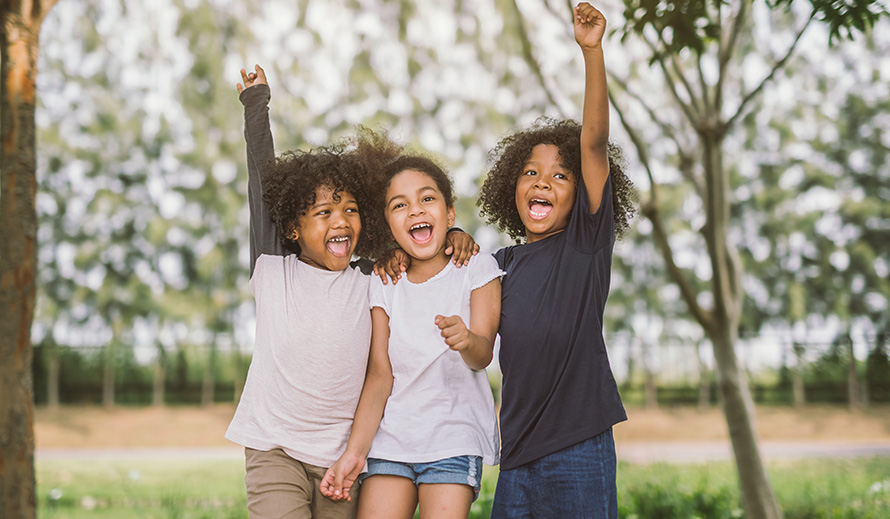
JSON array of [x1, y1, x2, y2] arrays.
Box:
[[490, 428, 618, 519], [360, 455, 483, 498]]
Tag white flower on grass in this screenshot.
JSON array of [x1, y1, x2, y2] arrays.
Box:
[[80, 496, 97, 510], [49, 488, 63, 501], [868, 479, 890, 494]]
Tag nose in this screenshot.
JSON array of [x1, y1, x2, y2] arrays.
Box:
[[533, 174, 551, 190], [330, 209, 349, 228], [408, 202, 425, 217]]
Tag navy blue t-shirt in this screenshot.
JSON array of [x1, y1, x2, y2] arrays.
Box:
[[494, 174, 627, 471]]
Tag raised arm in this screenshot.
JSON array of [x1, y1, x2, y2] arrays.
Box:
[[238, 65, 286, 276], [574, 3, 611, 213], [320, 307, 394, 501]]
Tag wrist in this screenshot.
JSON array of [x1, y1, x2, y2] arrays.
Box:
[[580, 44, 604, 56]]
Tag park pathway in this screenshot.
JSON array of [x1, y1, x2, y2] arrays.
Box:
[[36, 440, 890, 463]]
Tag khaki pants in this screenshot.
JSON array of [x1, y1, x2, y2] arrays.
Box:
[[245, 448, 359, 519]]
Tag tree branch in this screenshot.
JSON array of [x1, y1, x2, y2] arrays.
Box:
[[715, 0, 747, 112], [611, 90, 714, 332], [641, 33, 700, 128], [657, 30, 704, 117], [608, 72, 685, 150], [725, 14, 814, 130], [509, 0, 571, 118]]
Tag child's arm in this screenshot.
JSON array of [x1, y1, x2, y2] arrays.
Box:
[[320, 307, 393, 502], [574, 3, 611, 213], [435, 278, 501, 370], [238, 64, 286, 277]]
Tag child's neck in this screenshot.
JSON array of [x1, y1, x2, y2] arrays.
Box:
[[405, 249, 450, 284]]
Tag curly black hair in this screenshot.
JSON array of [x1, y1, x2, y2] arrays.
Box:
[[381, 154, 455, 207], [477, 118, 636, 243], [261, 127, 402, 260]]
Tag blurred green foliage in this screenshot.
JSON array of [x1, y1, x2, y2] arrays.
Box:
[[36, 456, 890, 519]]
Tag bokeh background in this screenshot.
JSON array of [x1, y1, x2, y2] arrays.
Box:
[[7, 0, 890, 517]]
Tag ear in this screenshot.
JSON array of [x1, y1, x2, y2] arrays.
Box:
[[446, 206, 455, 228], [287, 225, 300, 242]]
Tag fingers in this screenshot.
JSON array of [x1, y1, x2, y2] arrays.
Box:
[[574, 2, 600, 23], [238, 65, 267, 93], [320, 469, 337, 497], [383, 257, 403, 284], [254, 64, 267, 83]]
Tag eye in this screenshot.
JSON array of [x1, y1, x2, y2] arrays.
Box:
[[392, 202, 406, 210], [555, 173, 569, 180], [315, 209, 330, 216], [346, 206, 359, 214], [523, 169, 537, 176], [422, 196, 435, 203]]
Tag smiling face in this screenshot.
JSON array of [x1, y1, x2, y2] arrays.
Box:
[[291, 184, 361, 271], [514, 143, 577, 243], [385, 169, 455, 266]]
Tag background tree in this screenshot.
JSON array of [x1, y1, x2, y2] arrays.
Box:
[[600, 1, 886, 517], [1, 1, 59, 517]]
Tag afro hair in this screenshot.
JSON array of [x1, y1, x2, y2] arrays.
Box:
[[477, 118, 636, 243]]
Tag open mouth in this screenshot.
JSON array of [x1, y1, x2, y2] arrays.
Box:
[[528, 198, 553, 220], [326, 235, 352, 257], [408, 222, 433, 244]]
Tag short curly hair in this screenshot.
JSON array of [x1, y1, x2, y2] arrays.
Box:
[[261, 128, 402, 260], [477, 118, 636, 243]]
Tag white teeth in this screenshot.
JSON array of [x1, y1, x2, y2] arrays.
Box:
[[531, 198, 551, 205], [409, 223, 431, 230], [328, 236, 348, 242]]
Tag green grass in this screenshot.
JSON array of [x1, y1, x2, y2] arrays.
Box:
[[37, 456, 890, 519]]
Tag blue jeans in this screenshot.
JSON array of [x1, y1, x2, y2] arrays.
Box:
[[491, 429, 617, 519]]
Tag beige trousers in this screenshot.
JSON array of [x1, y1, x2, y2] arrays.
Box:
[[245, 448, 359, 519]]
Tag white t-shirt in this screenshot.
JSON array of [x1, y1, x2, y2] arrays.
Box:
[[368, 254, 503, 466], [226, 254, 372, 468]]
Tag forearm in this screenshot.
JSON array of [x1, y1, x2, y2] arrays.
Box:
[[458, 333, 494, 371], [580, 46, 609, 153], [344, 370, 393, 457]]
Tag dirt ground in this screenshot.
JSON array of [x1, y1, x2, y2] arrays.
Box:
[[34, 403, 890, 449]]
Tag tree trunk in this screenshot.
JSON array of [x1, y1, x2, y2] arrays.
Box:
[[201, 340, 217, 408], [696, 340, 710, 412], [845, 333, 860, 410], [792, 342, 806, 409], [706, 126, 783, 518], [642, 338, 658, 409], [711, 324, 783, 519], [102, 341, 116, 409], [0, 3, 58, 518], [47, 343, 60, 409], [152, 344, 165, 407]]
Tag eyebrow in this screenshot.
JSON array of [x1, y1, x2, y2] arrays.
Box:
[[312, 192, 358, 207], [524, 161, 571, 173], [387, 186, 438, 206]]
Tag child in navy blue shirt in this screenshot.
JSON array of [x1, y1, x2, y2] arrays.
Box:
[[477, 3, 636, 518]]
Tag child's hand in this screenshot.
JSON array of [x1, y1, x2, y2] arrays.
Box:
[[574, 2, 606, 52], [320, 453, 364, 502], [373, 248, 411, 285], [435, 315, 472, 351], [236, 64, 268, 94], [444, 229, 480, 268]]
